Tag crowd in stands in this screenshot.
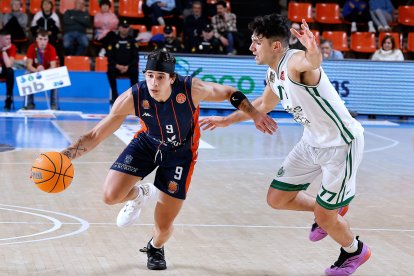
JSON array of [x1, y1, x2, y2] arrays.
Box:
[[1, 0, 414, 111]]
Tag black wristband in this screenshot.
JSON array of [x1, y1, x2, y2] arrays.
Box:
[[230, 91, 247, 109]]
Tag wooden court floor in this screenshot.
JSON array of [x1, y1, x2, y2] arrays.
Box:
[[0, 117, 413, 275]]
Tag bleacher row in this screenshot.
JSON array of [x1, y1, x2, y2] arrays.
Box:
[[288, 2, 414, 54]]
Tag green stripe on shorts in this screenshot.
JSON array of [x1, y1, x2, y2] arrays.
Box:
[[316, 195, 354, 210], [271, 180, 310, 191]]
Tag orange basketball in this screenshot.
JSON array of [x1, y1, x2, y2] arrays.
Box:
[[31, 152, 74, 193]]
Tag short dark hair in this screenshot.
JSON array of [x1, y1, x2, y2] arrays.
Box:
[[0, 29, 11, 36], [248, 13, 290, 47], [41, 0, 54, 10], [216, 0, 227, 8], [320, 39, 333, 48], [37, 28, 49, 37], [99, 0, 111, 8], [381, 35, 396, 50], [145, 49, 177, 77]]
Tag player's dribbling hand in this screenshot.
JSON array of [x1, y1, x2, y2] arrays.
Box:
[[290, 19, 318, 52], [199, 116, 229, 131], [252, 113, 278, 135]]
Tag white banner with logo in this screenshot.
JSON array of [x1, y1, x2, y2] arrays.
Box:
[[16, 66, 71, 96]]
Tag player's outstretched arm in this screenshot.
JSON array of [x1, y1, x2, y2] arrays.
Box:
[[61, 89, 135, 160], [194, 79, 278, 134], [289, 19, 322, 72]]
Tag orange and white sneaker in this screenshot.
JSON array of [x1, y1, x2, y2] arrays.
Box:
[[116, 183, 156, 227]]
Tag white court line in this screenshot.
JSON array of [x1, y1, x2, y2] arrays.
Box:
[[0, 221, 412, 233], [364, 130, 399, 153], [51, 120, 72, 144], [0, 204, 89, 246], [0, 207, 62, 241]]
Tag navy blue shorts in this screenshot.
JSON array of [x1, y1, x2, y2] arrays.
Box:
[[110, 133, 197, 200]]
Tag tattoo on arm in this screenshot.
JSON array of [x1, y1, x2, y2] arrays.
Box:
[[62, 136, 88, 159], [238, 99, 256, 114]]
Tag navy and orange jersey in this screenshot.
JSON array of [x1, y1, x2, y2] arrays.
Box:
[[131, 75, 200, 153]]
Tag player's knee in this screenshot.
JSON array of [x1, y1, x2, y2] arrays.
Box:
[[102, 190, 119, 205], [266, 190, 285, 210], [314, 208, 336, 230]]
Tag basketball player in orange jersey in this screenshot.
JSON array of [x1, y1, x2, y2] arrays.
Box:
[[61, 49, 277, 270], [200, 14, 370, 275]]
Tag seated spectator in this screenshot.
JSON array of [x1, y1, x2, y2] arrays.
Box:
[[31, 0, 61, 47], [93, 0, 118, 55], [192, 24, 223, 54], [183, 1, 208, 52], [371, 35, 404, 61], [181, 0, 207, 18], [342, 0, 375, 33], [369, 0, 394, 31], [150, 25, 183, 53], [289, 23, 305, 50], [63, 0, 90, 56], [0, 30, 17, 111], [2, 0, 28, 42], [211, 1, 237, 55], [23, 29, 58, 110], [146, 0, 177, 26], [320, 39, 344, 60], [106, 20, 138, 105]]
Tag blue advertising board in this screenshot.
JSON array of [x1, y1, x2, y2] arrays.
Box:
[[139, 54, 414, 116]]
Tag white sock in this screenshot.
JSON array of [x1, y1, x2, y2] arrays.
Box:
[[343, 237, 358, 253], [150, 239, 162, 249], [351, 22, 357, 32], [157, 17, 165, 26], [368, 21, 376, 32]]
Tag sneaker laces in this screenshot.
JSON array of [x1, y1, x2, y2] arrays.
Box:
[[123, 200, 140, 215]]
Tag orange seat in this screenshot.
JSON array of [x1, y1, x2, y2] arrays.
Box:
[[315, 3, 342, 24], [398, 6, 414, 26], [118, 0, 145, 18], [322, 31, 349, 51], [95, 56, 108, 72], [64, 56, 91, 71], [288, 2, 313, 23], [378, 32, 401, 49], [310, 29, 320, 45], [30, 0, 55, 14], [407, 33, 414, 52], [350, 32, 376, 53], [1, 0, 26, 13], [59, 0, 76, 14], [89, 0, 115, 16], [151, 25, 177, 37]]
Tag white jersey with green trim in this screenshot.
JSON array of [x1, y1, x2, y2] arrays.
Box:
[[267, 49, 363, 148]]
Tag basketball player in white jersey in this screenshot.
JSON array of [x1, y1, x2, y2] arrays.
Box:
[[200, 14, 371, 275]]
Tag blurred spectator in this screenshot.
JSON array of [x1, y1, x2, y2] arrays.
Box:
[[183, 1, 208, 52], [192, 23, 223, 54], [181, 0, 207, 18], [0, 12, 3, 29], [31, 0, 61, 48], [320, 39, 344, 60], [211, 0, 237, 55], [371, 35, 404, 61], [0, 30, 17, 111], [93, 0, 119, 56], [289, 22, 305, 50], [369, 0, 394, 31], [2, 0, 28, 41], [63, 0, 90, 56], [106, 20, 138, 105], [146, 0, 177, 26], [23, 29, 58, 110], [342, 0, 375, 33], [150, 25, 183, 53]]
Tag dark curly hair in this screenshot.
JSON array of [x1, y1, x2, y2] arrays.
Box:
[[248, 13, 291, 47]]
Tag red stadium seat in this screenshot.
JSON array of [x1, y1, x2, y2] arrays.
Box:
[[315, 3, 342, 24], [322, 31, 349, 51], [288, 2, 314, 23], [95, 56, 108, 72], [64, 56, 91, 71], [151, 25, 177, 37], [118, 0, 145, 18], [378, 32, 401, 49], [59, 0, 76, 14], [398, 6, 414, 26], [350, 32, 376, 53]]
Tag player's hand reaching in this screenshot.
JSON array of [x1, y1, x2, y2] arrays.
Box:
[[290, 19, 318, 52], [199, 116, 229, 131], [251, 112, 278, 134]]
